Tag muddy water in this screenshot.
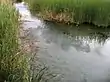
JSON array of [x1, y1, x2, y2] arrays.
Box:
[[15, 2, 110, 82]]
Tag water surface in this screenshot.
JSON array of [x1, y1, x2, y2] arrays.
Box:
[[15, 2, 110, 82]]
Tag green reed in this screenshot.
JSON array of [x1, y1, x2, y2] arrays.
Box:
[[26, 0, 110, 27], [0, 2, 30, 82]]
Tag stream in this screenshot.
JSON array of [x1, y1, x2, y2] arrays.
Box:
[[15, 2, 110, 82]]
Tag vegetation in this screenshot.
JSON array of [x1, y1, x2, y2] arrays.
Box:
[[0, 1, 30, 82], [0, 0, 12, 4], [0, 0, 55, 82], [25, 0, 110, 27]]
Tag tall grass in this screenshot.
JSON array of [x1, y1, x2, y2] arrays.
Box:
[[0, 1, 55, 82], [0, 2, 29, 82], [26, 0, 110, 27]]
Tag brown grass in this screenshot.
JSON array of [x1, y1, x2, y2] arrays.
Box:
[[0, 0, 12, 4]]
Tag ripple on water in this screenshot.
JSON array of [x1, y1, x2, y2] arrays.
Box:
[[15, 2, 110, 82]]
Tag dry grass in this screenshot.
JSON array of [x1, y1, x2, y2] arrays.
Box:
[[0, 0, 12, 4]]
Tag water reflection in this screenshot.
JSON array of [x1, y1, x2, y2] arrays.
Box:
[[16, 2, 110, 82], [71, 37, 91, 53], [42, 22, 110, 53], [89, 32, 110, 44]]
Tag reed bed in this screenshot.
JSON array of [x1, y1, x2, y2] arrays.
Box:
[[0, 0, 54, 82], [26, 0, 110, 27], [0, 1, 30, 82]]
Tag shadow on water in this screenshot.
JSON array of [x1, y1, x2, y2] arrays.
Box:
[[44, 21, 110, 52]]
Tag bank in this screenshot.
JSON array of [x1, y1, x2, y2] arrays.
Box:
[[25, 0, 110, 27], [0, 0, 30, 82]]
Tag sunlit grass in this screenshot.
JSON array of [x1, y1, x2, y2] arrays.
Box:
[[0, 1, 55, 82], [26, 0, 110, 26], [0, 1, 30, 82]]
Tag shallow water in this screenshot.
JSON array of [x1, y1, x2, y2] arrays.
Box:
[[15, 2, 110, 82]]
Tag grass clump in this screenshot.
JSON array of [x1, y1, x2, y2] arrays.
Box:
[[0, 1, 55, 82], [0, 2, 30, 82], [25, 0, 110, 27]]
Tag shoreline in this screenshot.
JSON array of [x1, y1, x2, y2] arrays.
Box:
[[35, 12, 109, 28]]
